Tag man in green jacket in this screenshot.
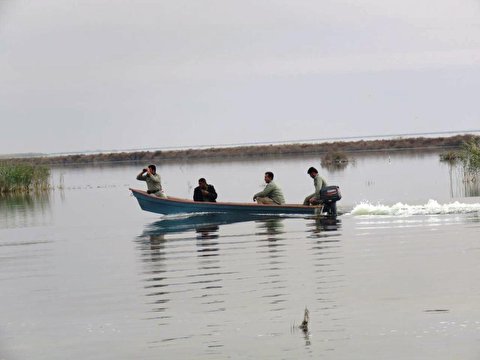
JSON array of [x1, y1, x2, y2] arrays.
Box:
[[253, 171, 285, 205], [303, 167, 327, 205]]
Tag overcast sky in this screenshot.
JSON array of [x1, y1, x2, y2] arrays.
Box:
[[1, 0, 479, 154]]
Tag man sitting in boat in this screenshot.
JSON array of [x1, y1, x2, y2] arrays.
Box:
[[303, 166, 327, 205], [136, 165, 166, 198], [193, 178, 217, 202], [253, 171, 285, 205]]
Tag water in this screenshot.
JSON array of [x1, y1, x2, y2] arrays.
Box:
[[1, 152, 480, 359]]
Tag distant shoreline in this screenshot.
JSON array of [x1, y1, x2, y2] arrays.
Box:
[[1, 134, 478, 166]]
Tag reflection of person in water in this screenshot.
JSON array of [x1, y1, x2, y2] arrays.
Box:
[[308, 217, 340, 236], [261, 218, 284, 236], [196, 225, 220, 239], [148, 234, 167, 260], [193, 178, 218, 202]]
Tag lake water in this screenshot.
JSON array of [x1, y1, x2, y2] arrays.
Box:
[[1, 152, 480, 359]]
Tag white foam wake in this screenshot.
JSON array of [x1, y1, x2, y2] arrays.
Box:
[[350, 199, 480, 216]]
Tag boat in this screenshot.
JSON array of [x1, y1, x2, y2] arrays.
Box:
[[130, 188, 329, 216]]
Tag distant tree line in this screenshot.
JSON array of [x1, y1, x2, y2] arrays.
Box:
[[2, 135, 478, 166]]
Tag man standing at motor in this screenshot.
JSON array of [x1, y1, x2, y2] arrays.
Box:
[[303, 167, 327, 205]]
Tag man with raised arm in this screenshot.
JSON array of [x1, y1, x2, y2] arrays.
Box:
[[136, 164, 166, 198]]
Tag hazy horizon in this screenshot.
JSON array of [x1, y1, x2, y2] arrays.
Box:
[[1, 0, 479, 155]]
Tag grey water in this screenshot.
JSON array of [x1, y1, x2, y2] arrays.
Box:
[[1, 152, 480, 359]]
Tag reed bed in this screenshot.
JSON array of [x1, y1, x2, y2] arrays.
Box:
[[440, 138, 480, 182], [460, 139, 480, 181], [320, 150, 349, 172], [0, 163, 50, 193]]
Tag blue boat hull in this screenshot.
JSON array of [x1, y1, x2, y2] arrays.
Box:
[[130, 188, 323, 215]]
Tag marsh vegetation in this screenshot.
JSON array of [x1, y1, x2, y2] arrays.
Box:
[[0, 163, 50, 193], [440, 138, 480, 183], [460, 139, 480, 181], [321, 151, 349, 171]]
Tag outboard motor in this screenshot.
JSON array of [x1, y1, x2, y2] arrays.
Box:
[[319, 185, 342, 216]]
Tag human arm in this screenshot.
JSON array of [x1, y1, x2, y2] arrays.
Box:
[[314, 176, 324, 195], [147, 172, 161, 187], [193, 187, 203, 201], [254, 183, 273, 200], [206, 185, 217, 201], [136, 169, 147, 181]]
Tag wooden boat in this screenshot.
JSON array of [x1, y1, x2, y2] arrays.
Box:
[[130, 188, 324, 215]]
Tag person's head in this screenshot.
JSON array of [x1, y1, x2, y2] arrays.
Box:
[[148, 164, 157, 174], [198, 177, 207, 189], [307, 167, 318, 179], [264, 171, 274, 183]]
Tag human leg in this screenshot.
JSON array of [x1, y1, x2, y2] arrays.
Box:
[[256, 197, 275, 204], [154, 190, 167, 198], [303, 193, 315, 205]]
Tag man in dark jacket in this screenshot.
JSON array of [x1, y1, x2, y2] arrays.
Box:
[[193, 178, 218, 202]]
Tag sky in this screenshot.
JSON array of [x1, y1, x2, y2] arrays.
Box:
[[0, 0, 480, 155]]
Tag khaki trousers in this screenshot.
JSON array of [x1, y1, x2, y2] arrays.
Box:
[[255, 197, 275, 205]]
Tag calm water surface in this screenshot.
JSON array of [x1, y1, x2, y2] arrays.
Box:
[[1, 153, 480, 359]]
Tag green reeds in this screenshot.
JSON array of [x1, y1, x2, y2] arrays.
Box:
[[460, 139, 480, 181], [439, 151, 461, 162], [321, 151, 349, 171], [0, 163, 51, 193], [440, 138, 480, 182]]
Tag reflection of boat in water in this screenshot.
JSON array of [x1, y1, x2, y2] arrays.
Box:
[[141, 212, 288, 237], [139, 212, 342, 241], [130, 188, 328, 216]]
